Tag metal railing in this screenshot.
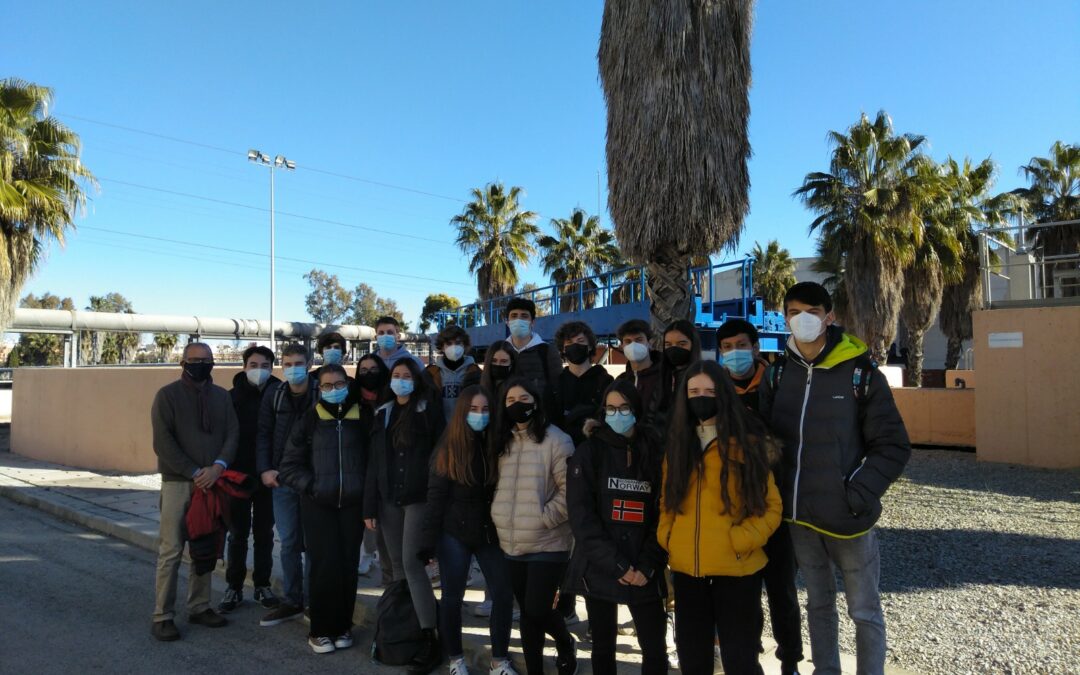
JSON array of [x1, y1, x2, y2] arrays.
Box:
[[979, 219, 1080, 306]]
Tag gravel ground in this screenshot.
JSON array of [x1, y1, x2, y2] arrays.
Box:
[[765, 449, 1080, 675]]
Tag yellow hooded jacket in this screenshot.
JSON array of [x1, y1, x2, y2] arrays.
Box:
[[657, 434, 782, 578]]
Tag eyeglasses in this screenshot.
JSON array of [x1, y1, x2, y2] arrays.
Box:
[[318, 381, 349, 392], [603, 405, 633, 416]]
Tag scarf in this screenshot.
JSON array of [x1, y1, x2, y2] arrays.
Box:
[[181, 372, 213, 433]]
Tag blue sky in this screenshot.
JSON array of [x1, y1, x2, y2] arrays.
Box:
[[7, 0, 1079, 330]]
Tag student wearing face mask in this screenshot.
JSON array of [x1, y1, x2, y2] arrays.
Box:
[[503, 297, 563, 417], [364, 358, 446, 674], [426, 324, 482, 423], [490, 378, 577, 675], [279, 364, 369, 655], [313, 332, 347, 380], [657, 320, 702, 419], [761, 282, 910, 675], [717, 319, 803, 675], [565, 380, 668, 675], [374, 315, 425, 371], [418, 386, 518, 675], [658, 360, 781, 675], [219, 346, 282, 615], [614, 320, 663, 419], [480, 341, 517, 400], [353, 353, 393, 581], [554, 321, 613, 446]]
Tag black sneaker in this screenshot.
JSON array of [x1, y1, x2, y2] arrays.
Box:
[[217, 587, 242, 614], [253, 586, 280, 609], [555, 639, 578, 675], [188, 609, 227, 628], [259, 603, 304, 627], [151, 619, 180, 642]]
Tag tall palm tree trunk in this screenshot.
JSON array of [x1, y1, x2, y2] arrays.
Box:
[[646, 255, 694, 332], [848, 238, 905, 365], [945, 337, 964, 371], [901, 262, 944, 388]]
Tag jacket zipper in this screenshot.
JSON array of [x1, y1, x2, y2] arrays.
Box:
[[336, 419, 344, 508], [693, 466, 703, 577], [791, 364, 814, 522]]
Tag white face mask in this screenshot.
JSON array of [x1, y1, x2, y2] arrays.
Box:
[[246, 368, 270, 387], [788, 312, 825, 343], [623, 341, 650, 363], [443, 344, 465, 362]]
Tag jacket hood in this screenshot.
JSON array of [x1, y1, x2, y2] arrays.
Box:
[[436, 354, 476, 374], [786, 325, 867, 369], [508, 332, 545, 352]]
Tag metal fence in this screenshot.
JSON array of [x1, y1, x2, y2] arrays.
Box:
[[979, 219, 1080, 306]]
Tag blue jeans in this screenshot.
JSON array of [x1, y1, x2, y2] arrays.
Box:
[[437, 533, 513, 660], [271, 485, 310, 608], [789, 525, 885, 675]]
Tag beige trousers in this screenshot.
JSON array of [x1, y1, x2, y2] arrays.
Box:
[[152, 480, 212, 622]]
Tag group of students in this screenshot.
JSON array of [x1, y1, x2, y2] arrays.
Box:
[[151, 281, 911, 675]]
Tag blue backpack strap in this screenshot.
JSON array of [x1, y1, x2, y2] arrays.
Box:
[[851, 353, 876, 401]]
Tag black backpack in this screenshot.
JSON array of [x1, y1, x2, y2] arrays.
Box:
[[371, 579, 426, 666]]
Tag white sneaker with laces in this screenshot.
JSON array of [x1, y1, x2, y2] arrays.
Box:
[[448, 657, 469, 675], [489, 659, 520, 675], [308, 636, 335, 654], [334, 632, 354, 650]]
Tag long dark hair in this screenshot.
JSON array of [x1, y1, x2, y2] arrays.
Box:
[[493, 376, 547, 456], [354, 352, 391, 405], [662, 360, 772, 521], [432, 385, 495, 487], [388, 358, 433, 449], [480, 340, 517, 399], [598, 378, 660, 481], [658, 319, 703, 412]]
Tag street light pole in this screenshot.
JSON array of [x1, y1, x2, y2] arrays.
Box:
[[248, 149, 295, 356]]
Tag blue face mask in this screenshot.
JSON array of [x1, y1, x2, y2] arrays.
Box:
[[390, 378, 414, 397], [283, 365, 308, 386], [321, 387, 348, 405], [376, 334, 397, 352], [507, 319, 531, 340], [466, 411, 490, 432], [605, 410, 636, 436], [321, 347, 343, 365], [721, 349, 755, 377]]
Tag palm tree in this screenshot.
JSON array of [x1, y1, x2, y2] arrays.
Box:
[[0, 79, 95, 334], [154, 333, 179, 362], [750, 240, 797, 310], [599, 1, 753, 331], [795, 111, 929, 364], [937, 162, 1014, 370], [1013, 141, 1080, 258], [451, 182, 539, 302], [537, 208, 621, 311]]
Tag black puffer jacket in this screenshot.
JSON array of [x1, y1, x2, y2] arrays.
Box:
[[564, 425, 667, 605], [760, 326, 911, 537], [278, 398, 368, 509], [419, 437, 499, 553], [255, 378, 318, 475], [230, 372, 281, 476], [363, 397, 445, 517]]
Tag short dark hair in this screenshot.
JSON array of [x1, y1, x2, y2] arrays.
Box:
[[716, 319, 759, 345], [281, 342, 309, 361], [242, 345, 275, 365], [316, 331, 346, 352], [435, 324, 471, 349], [317, 363, 348, 381], [554, 321, 597, 351], [616, 319, 652, 341], [375, 316, 401, 329], [505, 297, 536, 320], [182, 342, 212, 361], [783, 282, 832, 313]]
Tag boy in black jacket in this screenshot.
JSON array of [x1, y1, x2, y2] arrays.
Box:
[[761, 283, 910, 675], [554, 320, 614, 446]]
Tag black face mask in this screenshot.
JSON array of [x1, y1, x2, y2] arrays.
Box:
[[183, 361, 213, 382], [358, 372, 382, 391], [664, 346, 693, 368], [688, 395, 718, 423], [563, 343, 591, 366], [489, 364, 512, 381], [505, 401, 536, 425]]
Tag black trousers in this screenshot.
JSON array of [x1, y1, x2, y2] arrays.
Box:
[[225, 486, 275, 589], [585, 596, 668, 675], [672, 571, 764, 675], [508, 559, 574, 675], [300, 498, 365, 638], [762, 521, 804, 669]]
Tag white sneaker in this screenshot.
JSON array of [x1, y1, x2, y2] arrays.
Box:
[[448, 657, 469, 675], [473, 599, 492, 617], [358, 554, 374, 576], [489, 659, 520, 675], [334, 632, 354, 650], [308, 636, 335, 654]]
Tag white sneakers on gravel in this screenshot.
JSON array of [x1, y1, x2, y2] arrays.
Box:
[[334, 632, 353, 649], [448, 657, 469, 675], [489, 659, 520, 675]]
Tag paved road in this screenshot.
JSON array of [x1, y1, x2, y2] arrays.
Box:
[[0, 498, 394, 674]]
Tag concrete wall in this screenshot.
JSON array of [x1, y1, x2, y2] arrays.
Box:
[[12, 366, 249, 473], [973, 305, 1080, 468], [892, 388, 975, 447]]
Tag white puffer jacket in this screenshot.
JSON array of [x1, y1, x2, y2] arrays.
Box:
[[491, 424, 574, 557]]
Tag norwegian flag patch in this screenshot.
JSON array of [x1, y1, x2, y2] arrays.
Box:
[[611, 499, 645, 523]]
